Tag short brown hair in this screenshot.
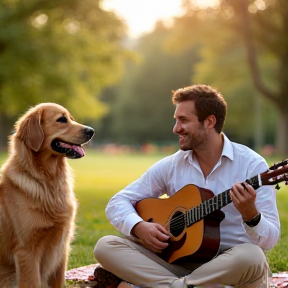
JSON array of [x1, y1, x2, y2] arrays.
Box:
[[172, 84, 227, 133]]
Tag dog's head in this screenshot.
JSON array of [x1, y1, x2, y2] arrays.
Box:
[[14, 103, 94, 159]]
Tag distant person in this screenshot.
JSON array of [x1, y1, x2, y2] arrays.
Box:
[[94, 84, 280, 287]]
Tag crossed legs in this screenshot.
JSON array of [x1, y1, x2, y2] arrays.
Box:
[[94, 235, 269, 288]]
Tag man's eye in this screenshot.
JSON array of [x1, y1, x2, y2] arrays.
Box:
[[56, 116, 67, 123]]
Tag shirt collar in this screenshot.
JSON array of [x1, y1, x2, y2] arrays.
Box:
[[222, 133, 234, 161]]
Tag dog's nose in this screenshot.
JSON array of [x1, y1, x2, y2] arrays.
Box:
[[84, 126, 95, 140]]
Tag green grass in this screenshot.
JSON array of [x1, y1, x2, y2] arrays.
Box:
[[0, 150, 288, 272], [67, 151, 168, 269], [265, 187, 288, 272]]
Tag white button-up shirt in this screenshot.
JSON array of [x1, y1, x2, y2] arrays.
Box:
[[106, 134, 280, 251]]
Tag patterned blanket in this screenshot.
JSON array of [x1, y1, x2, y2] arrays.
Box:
[[65, 264, 288, 287]]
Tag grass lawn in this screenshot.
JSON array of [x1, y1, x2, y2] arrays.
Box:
[[66, 150, 167, 270], [0, 150, 287, 272]]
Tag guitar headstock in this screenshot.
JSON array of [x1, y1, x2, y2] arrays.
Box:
[[269, 159, 288, 170], [260, 159, 288, 188]]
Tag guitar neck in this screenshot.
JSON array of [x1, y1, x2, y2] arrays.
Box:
[[186, 174, 262, 227]]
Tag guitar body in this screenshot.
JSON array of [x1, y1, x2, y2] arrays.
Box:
[[135, 184, 225, 264], [135, 160, 288, 263]]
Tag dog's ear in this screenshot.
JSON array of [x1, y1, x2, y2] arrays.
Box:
[[16, 109, 45, 152]]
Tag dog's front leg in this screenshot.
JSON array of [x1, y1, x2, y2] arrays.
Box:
[[15, 250, 41, 288], [48, 259, 66, 288]]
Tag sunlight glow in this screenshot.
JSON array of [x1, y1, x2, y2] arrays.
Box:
[[31, 13, 48, 28], [102, 0, 183, 37], [102, 0, 220, 37], [193, 0, 219, 8]]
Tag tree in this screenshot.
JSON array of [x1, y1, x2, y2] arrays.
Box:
[[230, 0, 288, 156], [167, 0, 287, 155], [97, 23, 199, 145], [0, 0, 129, 146]]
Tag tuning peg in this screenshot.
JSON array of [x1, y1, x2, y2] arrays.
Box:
[[275, 184, 281, 190], [285, 181, 288, 185]]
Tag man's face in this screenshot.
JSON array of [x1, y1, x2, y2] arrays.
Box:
[[173, 100, 207, 151]]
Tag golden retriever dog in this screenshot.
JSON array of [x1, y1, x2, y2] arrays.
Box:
[[0, 103, 94, 288]]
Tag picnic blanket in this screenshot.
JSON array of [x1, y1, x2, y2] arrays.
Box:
[[65, 264, 288, 287]]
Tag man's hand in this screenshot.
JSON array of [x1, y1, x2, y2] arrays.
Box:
[[131, 221, 170, 253], [230, 182, 259, 221]]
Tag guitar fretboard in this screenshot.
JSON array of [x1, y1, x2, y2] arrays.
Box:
[[185, 174, 261, 227]]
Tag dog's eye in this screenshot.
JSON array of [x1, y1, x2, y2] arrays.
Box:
[[57, 116, 67, 123]]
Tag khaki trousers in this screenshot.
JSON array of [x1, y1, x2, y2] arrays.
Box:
[[94, 235, 270, 288]]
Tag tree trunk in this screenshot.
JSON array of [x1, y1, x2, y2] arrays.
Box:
[[253, 94, 264, 152], [235, 0, 286, 156], [276, 109, 288, 157]]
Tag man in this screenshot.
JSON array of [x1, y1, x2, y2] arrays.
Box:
[[94, 84, 280, 287]]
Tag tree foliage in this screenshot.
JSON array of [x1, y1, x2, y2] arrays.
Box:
[[231, 0, 288, 156], [97, 23, 199, 145], [165, 0, 285, 154], [96, 10, 277, 149], [0, 0, 130, 145]]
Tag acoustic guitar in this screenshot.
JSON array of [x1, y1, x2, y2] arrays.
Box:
[[135, 160, 288, 264]]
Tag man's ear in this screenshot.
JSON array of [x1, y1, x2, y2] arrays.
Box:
[[204, 115, 217, 129]]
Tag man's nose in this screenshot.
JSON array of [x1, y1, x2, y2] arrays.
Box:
[[173, 121, 180, 134]]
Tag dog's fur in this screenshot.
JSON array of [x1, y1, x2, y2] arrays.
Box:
[[0, 103, 94, 288]]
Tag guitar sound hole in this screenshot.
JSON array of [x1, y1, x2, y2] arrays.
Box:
[[169, 211, 185, 237]]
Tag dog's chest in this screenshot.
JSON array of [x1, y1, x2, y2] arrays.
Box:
[[4, 183, 76, 233]]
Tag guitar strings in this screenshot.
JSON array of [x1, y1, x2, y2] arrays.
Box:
[[164, 181, 262, 233], [167, 192, 232, 232]]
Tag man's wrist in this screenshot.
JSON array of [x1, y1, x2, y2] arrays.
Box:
[[245, 213, 261, 227], [131, 221, 143, 238]]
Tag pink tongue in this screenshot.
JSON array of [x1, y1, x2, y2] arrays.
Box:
[[61, 142, 85, 157], [73, 145, 85, 157]]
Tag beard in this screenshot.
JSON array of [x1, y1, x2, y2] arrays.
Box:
[[179, 129, 207, 151]]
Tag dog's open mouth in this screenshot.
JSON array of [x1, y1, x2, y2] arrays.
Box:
[[51, 139, 85, 159]]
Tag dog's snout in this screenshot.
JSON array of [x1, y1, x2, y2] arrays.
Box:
[[84, 126, 95, 140]]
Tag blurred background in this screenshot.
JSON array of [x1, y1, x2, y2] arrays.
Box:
[[0, 0, 287, 157]]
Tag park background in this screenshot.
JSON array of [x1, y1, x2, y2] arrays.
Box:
[[1, 0, 288, 273]]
